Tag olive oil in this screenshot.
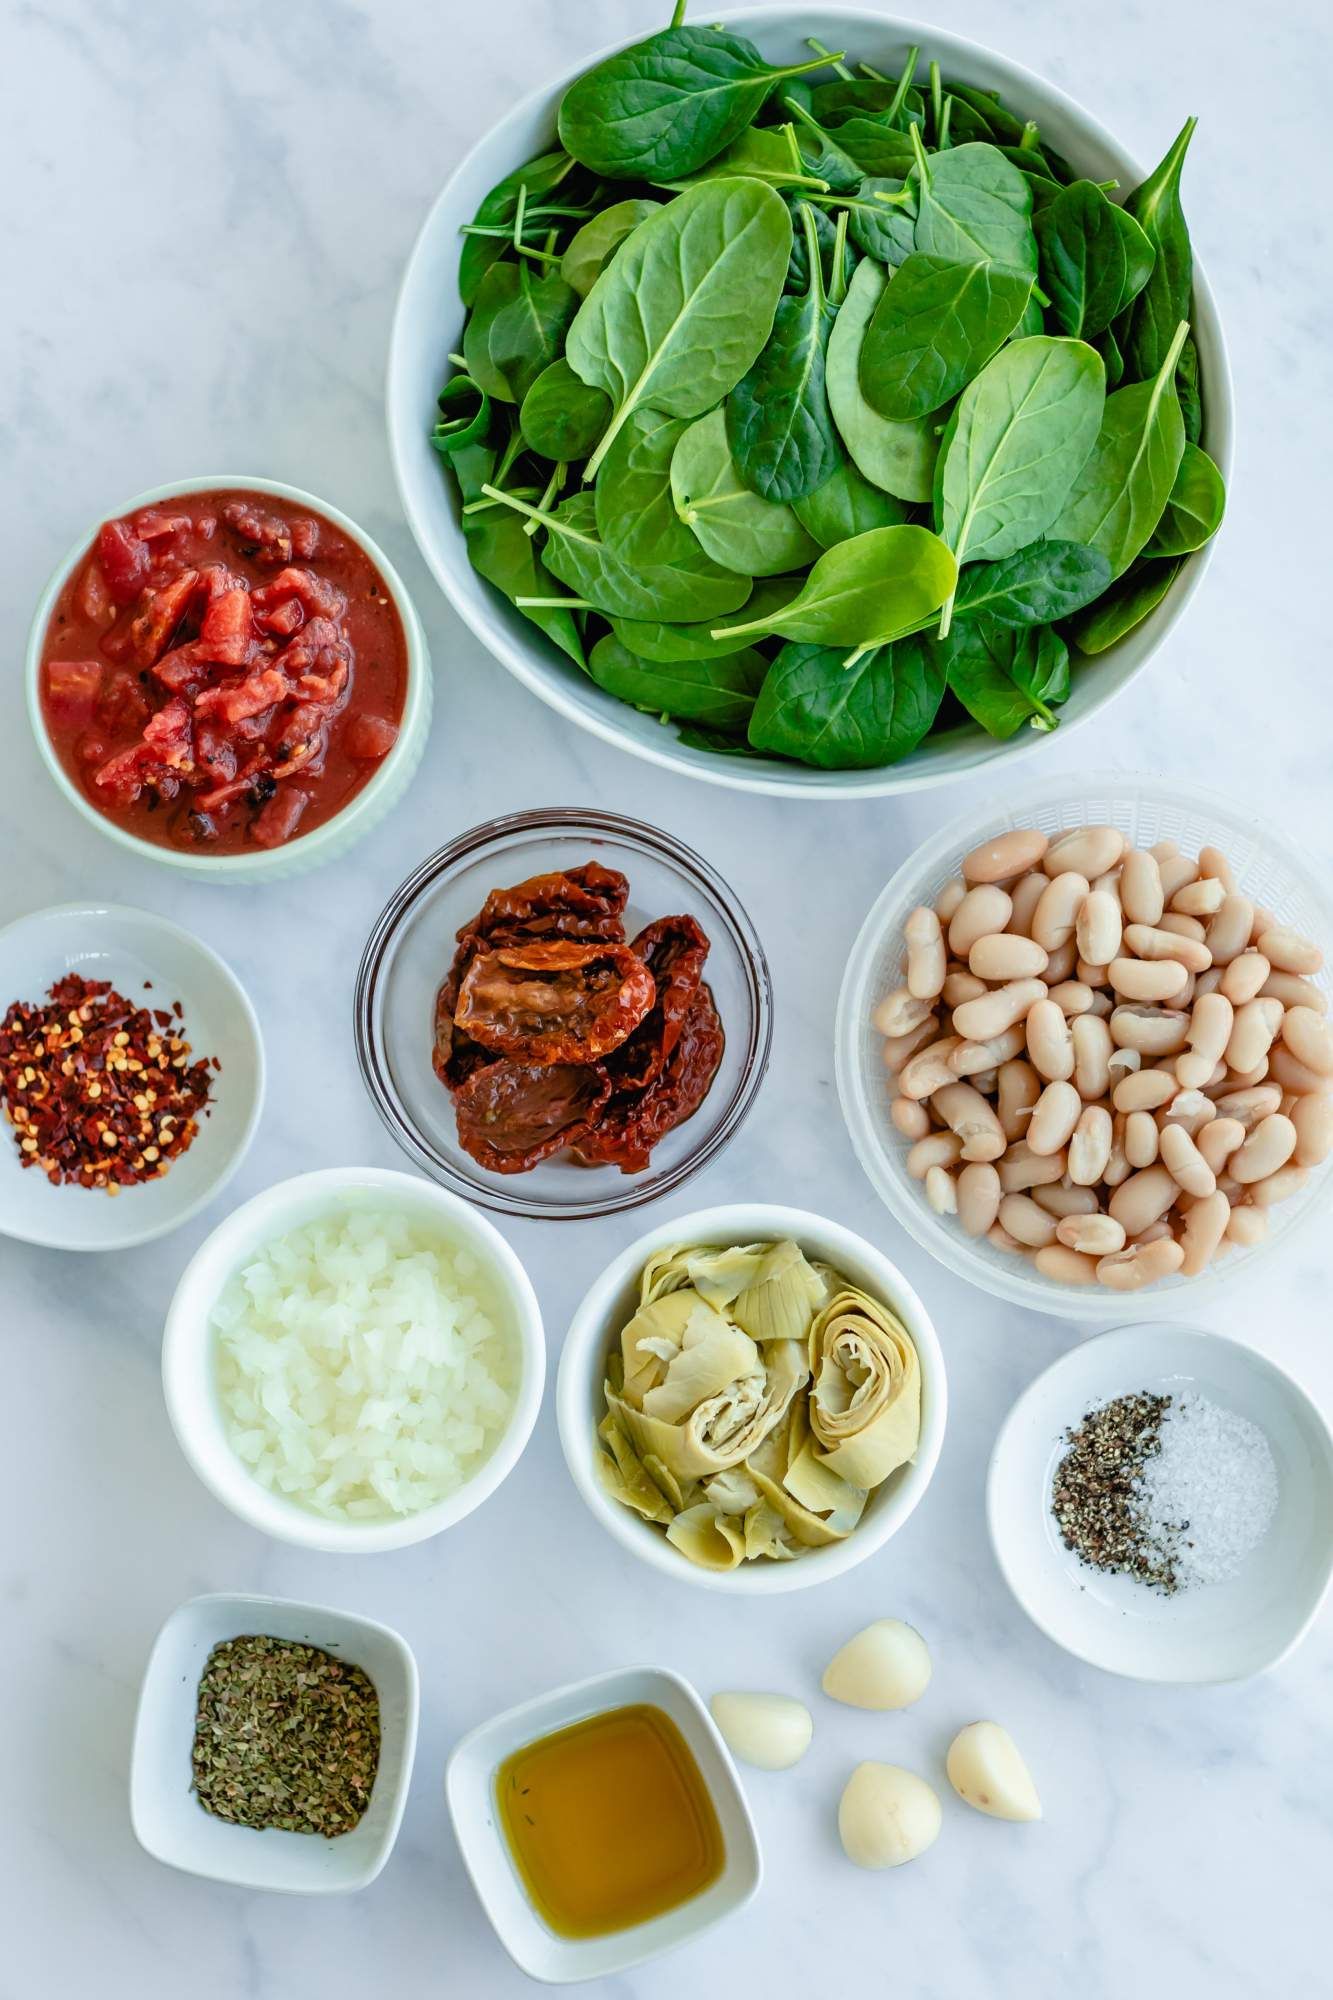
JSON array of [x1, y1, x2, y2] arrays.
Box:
[[495, 1703, 724, 1939]]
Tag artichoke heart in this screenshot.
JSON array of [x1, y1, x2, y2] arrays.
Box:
[[808, 1287, 921, 1490], [623, 1288, 760, 1417], [666, 1502, 747, 1570], [596, 1410, 674, 1524]]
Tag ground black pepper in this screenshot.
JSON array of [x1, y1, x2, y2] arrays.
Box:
[[1051, 1391, 1180, 1593]]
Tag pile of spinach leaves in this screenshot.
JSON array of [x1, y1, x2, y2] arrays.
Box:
[[433, 3, 1224, 772]]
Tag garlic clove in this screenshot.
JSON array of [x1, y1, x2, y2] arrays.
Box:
[[709, 1691, 813, 1771], [838, 1762, 942, 1868], [821, 1618, 932, 1710], [946, 1721, 1042, 1822]]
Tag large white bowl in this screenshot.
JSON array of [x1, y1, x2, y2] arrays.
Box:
[[387, 6, 1232, 800], [836, 773, 1333, 1321], [162, 1166, 544, 1552], [556, 1203, 946, 1594], [27, 475, 432, 881]]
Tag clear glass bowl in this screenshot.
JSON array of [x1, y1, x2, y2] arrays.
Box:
[[835, 773, 1333, 1321], [354, 809, 772, 1219]]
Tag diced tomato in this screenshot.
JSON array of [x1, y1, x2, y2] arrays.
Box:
[[220, 499, 294, 564], [134, 509, 193, 541], [97, 520, 150, 606], [95, 668, 151, 734], [193, 667, 288, 726], [251, 785, 309, 847], [255, 595, 304, 638], [44, 658, 104, 725], [130, 568, 202, 666], [92, 744, 150, 802], [345, 714, 398, 760], [252, 566, 345, 622], [75, 562, 115, 627], [142, 697, 193, 768], [153, 643, 207, 691], [289, 518, 321, 560], [198, 587, 253, 666]]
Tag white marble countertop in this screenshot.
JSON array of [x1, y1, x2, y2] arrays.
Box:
[[4, 1, 1331, 1994]]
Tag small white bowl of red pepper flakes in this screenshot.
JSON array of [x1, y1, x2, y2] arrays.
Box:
[[0, 902, 263, 1250], [25, 476, 431, 881]]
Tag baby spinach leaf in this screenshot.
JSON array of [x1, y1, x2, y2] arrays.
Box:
[[1050, 321, 1187, 577], [594, 408, 700, 567], [1176, 332, 1203, 445], [1144, 440, 1225, 556], [557, 25, 838, 181], [463, 260, 579, 404], [566, 177, 791, 479], [432, 373, 491, 456], [826, 260, 941, 499], [589, 632, 768, 730], [610, 577, 799, 662], [463, 506, 587, 670], [711, 523, 957, 647], [671, 408, 822, 575], [824, 114, 916, 178], [1067, 557, 1181, 653], [492, 486, 752, 621], [858, 254, 1033, 419], [940, 83, 1030, 150], [459, 149, 579, 306], [1035, 180, 1155, 338], [910, 136, 1036, 276], [938, 620, 1070, 737], [811, 77, 923, 131], [560, 199, 661, 296], [659, 125, 832, 192], [519, 359, 611, 461], [822, 179, 917, 267], [935, 335, 1106, 570], [747, 634, 945, 767], [792, 460, 910, 546], [727, 204, 845, 503], [1115, 118, 1196, 384], [953, 540, 1111, 625]]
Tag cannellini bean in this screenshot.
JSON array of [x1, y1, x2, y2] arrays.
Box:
[[934, 877, 968, 923], [1131, 1218, 1174, 1246], [949, 1025, 1027, 1075], [1204, 893, 1254, 966], [1120, 848, 1164, 925], [924, 1164, 958, 1214], [1104, 1116, 1132, 1186], [1171, 876, 1226, 917], [1109, 1164, 1178, 1234], [890, 1097, 931, 1141], [1230, 1113, 1297, 1184], [1292, 1094, 1333, 1167], [899, 1035, 963, 1099], [987, 1222, 1025, 1254], [1026, 998, 1074, 1081], [1225, 997, 1283, 1074], [963, 829, 1049, 883], [1258, 925, 1323, 975], [1043, 940, 1078, 985], [1248, 1164, 1308, 1208], [1124, 1109, 1160, 1168], [1268, 1045, 1329, 1095], [1076, 957, 1105, 985], [1087, 989, 1115, 1018], [952, 980, 1048, 1042], [999, 1193, 1058, 1246], [1056, 1212, 1125, 1255], [970, 1067, 999, 1096], [1048, 980, 1095, 1016], [1032, 1183, 1100, 1217], [948, 885, 1012, 956], [1213, 1084, 1283, 1129], [1028, 1080, 1082, 1156], [1077, 890, 1123, 967], [1196, 1117, 1245, 1174], [1226, 1206, 1268, 1246], [1068, 1104, 1113, 1185], [1159, 1088, 1215, 1134], [1006, 871, 1049, 938], [1282, 1006, 1333, 1076], [1198, 845, 1235, 892], [1194, 967, 1224, 997], [1109, 956, 1189, 1003], [905, 905, 947, 1000], [882, 1014, 939, 1074], [1110, 1005, 1190, 1055], [946, 1722, 1041, 1823], [996, 1059, 1040, 1141], [1114, 1066, 1178, 1112], [1260, 970, 1327, 1014], [1107, 1046, 1141, 1082], [997, 1143, 1066, 1193], [1031, 872, 1090, 952], [957, 1162, 1003, 1237], [1123, 922, 1212, 973], [908, 1132, 964, 1178], [1043, 825, 1124, 879], [1179, 1190, 1231, 1275], [1157, 911, 1207, 944], [969, 933, 1049, 981], [874, 987, 935, 1038], [943, 969, 988, 1008], [1176, 992, 1235, 1088], [932, 1081, 1006, 1162], [1159, 1123, 1216, 1197], [1072, 1014, 1112, 1099], [1096, 1237, 1185, 1290], [1034, 1243, 1099, 1284], [1156, 849, 1200, 899], [1227, 1060, 1270, 1090]]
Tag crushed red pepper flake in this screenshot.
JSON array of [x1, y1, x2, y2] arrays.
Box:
[[0, 972, 216, 1190]]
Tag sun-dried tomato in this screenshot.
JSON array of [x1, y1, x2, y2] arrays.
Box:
[[604, 914, 710, 1094], [576, 983, 725, 1173], [468, 862, 630, 946], [453, 1059, 611, 1174], [455, 938, 655, 1066]]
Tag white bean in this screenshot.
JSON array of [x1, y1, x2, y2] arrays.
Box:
[[1155, 849, 1199, 899], [905, 905, 947, 1000], [952, 980, 1048, 1042], [1114, 1066, 1177, 1113], [1033, 1244, 1100, 1285], [1006, 871, 1049, 938], [1259, 970, 1327, 1014], [1268, 1045, 1329, 1095], [1230, 1113, 1297, 1184], [1176, 992, 1234, 1089], [1031, 872, 1090, 952], [987, 1222, 1025, 1254], [925, 1165, 958, 1214], [908, 1132, 964, 1178], [962, 829, 1049, 884], [900, 1035, 963, 1099], [1026, 998, 1074, 1081], [1179, 1190, 1231, 1275], [1159, 1088, 1215, 1134], [1032, 1183, 1099, 1217], [931, 1081, 1006, 1162], [1043, 940, 1079, 985], [1219, 952, 1270, 1005], [1124, 1109, 1160, 1168], [969, 933, 1050, 981], [1048, 981, 1095, 1016], [1213, 1084, 1283, 1129], [1043, 826, 1124, 879], [956, 1162, 1003, 1237], [891, 1097, 931, 1141], [943, 969, 988, 1008], [1096, 1237, 1185, 1290], [1158, 911, 1207, 944], [1204, 893, 1254, 966], [1109, 956, 1189, 1003], [998, 1192, 1058, 1247], [1028, 1080, 1082, 1156], [934, 877, 968, 923], [1257, 925, 1323, 975], [1056, 1212, 1125, 1256], [1226, 1205, 1268, 1246], [1109, 1165, 1178, 1234], [1077, 890, 1122, 967], [1122, 922, 1212, 973], [1110, 1006, 1190, 1056], [1071, 1014, 1112, 1099], [1292, 1094, 1333, 1167], [1225, 997, 1283, 1074], [1247, 1164, 1309, 1208], [1159, 1122, 1216, 1197], [1068, 1104, 1113, 1185], [948, 885, 1013, 957], [873, 987, 935, 1038], [1120, 848, 1164, 925], [1171, 876, 1226, 917], [949, 1024, 1027, 1075], [881, 1015, 938, 1074], [1196, 1117, 1245, 1175], [1282, 1006, 1333, 1077], [997, 1143, 1067, 1193], [996, 1059, 1040, 1141]]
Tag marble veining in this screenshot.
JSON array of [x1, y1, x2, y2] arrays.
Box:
[[2, 1, 1330, 1995]]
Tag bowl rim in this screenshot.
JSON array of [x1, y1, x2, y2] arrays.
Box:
[[353, 806, 774, 1220], [129, 1588, 420, 1891], [25, 472, 432, 879], [984, 1322, 1333, 1684], [835, 768, 1333, 1320], [555, 1200, 947, 1594], [160, 1165, 546, 1552], [0, 899, 266, 1251], [386, 2, 1234, 802]]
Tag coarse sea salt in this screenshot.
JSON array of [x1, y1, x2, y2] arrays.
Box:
[[1137, 1392, 1279, 1589], [212, 1206, 519, 1522]]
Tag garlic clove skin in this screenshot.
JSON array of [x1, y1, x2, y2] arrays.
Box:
[[709, 1691, 813, 1771], [822, 1618, 932, 1711], [946, 1721, 1042, 1822], [838, 1762, 942, 1868]]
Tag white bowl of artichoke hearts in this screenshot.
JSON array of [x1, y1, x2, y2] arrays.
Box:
[[556, 1205, 946, 1592]]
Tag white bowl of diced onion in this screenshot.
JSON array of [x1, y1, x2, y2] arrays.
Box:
[[835, 775, 1333, 1321], [162, 1166, 544, 1551]]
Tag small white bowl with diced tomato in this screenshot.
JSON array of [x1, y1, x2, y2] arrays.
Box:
[[26, 475, 432, 881]]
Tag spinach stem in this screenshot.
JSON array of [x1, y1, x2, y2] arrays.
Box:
[[937, 95, 953, 150], [769, 50, 848, 85], [515, 242, 561, 265], [515, 596, 592, 609], [909, 120, 932, 186], [828, 209, 850, 306], [929, 60, 943, 143], [886, 46, 919, 125], [512, 183, 527, 253], [798, 202, 825, 311], [859, 62, 886, 81], [937, 590, 957, 639], [1019, 120, 1041, 152], [447, 351, 467, 369], [670, 0, 687, 23], [524, 462, 567, 535], [805, 36, 853, 78]]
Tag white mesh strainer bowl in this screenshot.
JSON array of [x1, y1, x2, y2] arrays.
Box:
[[836, 774, 1333, 1320]]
